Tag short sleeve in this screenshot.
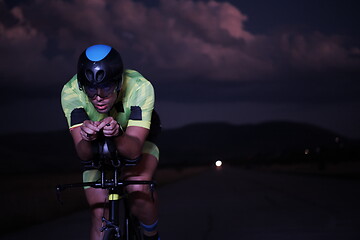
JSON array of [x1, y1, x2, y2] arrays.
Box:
[[61, 76, 88, 129], [127, 81, 155, 129]]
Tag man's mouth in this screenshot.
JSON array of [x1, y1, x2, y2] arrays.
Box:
[[96, 104, 107, 110]]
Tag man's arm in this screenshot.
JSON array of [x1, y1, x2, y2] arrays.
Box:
[[100, 117, 149, 159], [70, 117, 149, 161], [114, 126, 149, 160], [70, 120, 102, 161], [70, 127, 93, 161]]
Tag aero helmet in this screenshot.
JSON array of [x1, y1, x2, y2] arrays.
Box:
[[77, 44, 123, 93]]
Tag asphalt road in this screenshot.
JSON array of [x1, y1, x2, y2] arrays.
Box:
[[2, 166, 360, 240]]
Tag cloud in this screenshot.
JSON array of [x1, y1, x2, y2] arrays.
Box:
[[0, 6, 46, 81], [0, 0, 359, 92], [277, 31, 360, 72], [0, 2, 71, 89], [1, 0, 359, 137]]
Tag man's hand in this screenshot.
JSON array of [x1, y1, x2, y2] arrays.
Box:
[[99, 117, 122, 137], [80, 117, 122, 140], [80, 120, 102, 141]]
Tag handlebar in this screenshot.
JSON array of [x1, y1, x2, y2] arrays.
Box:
[[56, 179, 156, 205], [56, 180, 156, 192], [56, 137, 155, 203]]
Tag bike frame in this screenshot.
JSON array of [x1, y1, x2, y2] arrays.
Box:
[[56, 158, 155, 240]]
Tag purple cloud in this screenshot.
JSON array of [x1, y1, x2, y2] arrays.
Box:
[[0, 0, 359, 88]]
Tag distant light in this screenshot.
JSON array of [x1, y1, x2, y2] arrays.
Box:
[[304, 149, 310, 155], [215, 160, 222, 167]]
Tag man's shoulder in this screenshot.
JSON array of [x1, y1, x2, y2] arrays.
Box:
[[62, 74, 79, 92], [123, 69, 153, 94], [124, 69, 151, 85], [61, 74, 87, 101], [124, 69, 143, 78]]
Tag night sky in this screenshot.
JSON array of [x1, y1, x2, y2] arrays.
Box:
[[1, 0, 360, 138]]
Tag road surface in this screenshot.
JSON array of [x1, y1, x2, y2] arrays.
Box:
[[1, 166, 360, 239]]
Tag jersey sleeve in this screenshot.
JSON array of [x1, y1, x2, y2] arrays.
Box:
[[61, 77, 89, 129], [127, 80, 155, 129]]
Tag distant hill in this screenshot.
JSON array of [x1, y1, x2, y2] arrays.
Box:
[[1, 121, 358, 173], [157, 121, 359, 166]]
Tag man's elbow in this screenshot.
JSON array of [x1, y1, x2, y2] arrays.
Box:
[[76, 151, 93, 161], [127, 148, 142, 160]]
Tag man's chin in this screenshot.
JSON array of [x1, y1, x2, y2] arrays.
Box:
[[96, 107, 109, 113]]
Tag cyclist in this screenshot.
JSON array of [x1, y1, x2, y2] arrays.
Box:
[[61, 44, 161, 240]]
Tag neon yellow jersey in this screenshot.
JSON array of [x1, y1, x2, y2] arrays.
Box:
[[61, 69, 155, 131]]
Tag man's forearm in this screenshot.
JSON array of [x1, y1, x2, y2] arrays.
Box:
[[114, 133, 143, 160], [75, 139, 94, 161]]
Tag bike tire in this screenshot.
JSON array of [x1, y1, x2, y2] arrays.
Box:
[[103, 228, 120, 240], [127, 216, 143, 240]]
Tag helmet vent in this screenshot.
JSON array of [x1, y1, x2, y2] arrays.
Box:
[[96, 70, 105, 82], [85, 70, 94, 81]]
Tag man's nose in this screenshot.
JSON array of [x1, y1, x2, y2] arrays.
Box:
[[97, 88, 106, 97], [94, 89, 105, 100]]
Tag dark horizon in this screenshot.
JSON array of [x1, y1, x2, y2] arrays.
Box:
[[1, 119, 359, 141], [2, 120, 359, 176]]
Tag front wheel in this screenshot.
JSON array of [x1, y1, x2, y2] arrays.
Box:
[[127, 216, 143, 240]]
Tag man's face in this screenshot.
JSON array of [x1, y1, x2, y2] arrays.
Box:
[[89, 91, 117, 113], [84, 82, 118, 113]]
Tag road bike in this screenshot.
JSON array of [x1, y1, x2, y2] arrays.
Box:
[[56, 137, 156, 240]]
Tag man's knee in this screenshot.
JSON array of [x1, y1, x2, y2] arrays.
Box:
[[126, 176, 152, 194], [85, 188, 108, 218], [90, 204, 106, 219]]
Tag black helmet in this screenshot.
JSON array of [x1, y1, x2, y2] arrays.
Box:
[[77, 44, 123, 91]]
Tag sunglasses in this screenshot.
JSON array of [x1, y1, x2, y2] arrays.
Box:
[[84, 82, 117, 98]]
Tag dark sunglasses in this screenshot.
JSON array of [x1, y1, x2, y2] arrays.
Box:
[[84, 82, 117, 98]]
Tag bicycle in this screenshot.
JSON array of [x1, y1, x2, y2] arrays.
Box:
[[56, 137, 156, 240]]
